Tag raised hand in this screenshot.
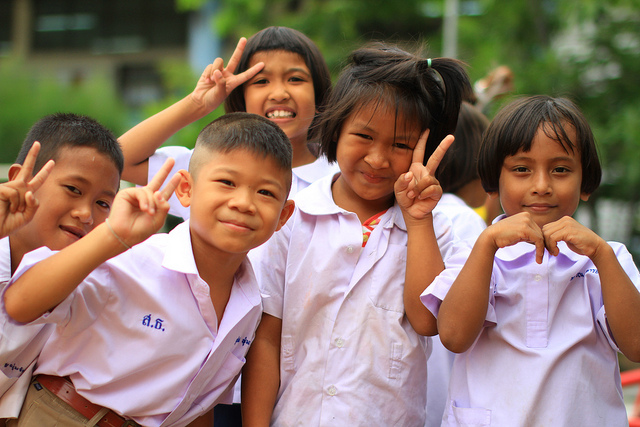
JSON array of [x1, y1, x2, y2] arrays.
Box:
[[191, 37, 265, 112], [106, 158, 181, 248], [395, 130, 454, 223], [0, 141, 54, 238]]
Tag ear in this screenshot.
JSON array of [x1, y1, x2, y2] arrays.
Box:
[[580, 192, 590, 202], [7, 164, 23, 181], [173, 170, 194, 208], [488, 191, 499, 200], [275, 200, 295, 232]]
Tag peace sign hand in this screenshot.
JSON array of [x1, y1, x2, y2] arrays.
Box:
[[0, 141, 54, 238], [394, 130, 454, 224], [106, 158, 182, 248], [191, 37, 265, 112]]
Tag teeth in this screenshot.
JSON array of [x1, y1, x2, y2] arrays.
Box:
[[267, 110, 295, 118]]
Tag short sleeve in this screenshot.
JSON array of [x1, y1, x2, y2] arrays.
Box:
[[148, 146, 193, 219], [597, 242, 640, 351]]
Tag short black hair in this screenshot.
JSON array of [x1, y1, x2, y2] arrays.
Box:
[[15, 112, 123, 176], [224, 26, 332, 141], [478, 95, 601, 195], [190, 112, 292, 193], [316, 42, 472, 164], [437, 101, 489, 193]]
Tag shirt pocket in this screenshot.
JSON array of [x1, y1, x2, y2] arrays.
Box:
[[445, 402, 492, 426], [368, 243, 406, 313]]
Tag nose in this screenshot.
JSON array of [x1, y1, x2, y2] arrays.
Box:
[[268, 81, 290, 102], [364, 144, 390, 170], [228, 188, 256, 213], [71, 202, 94, 226], [532, 171, 551, 195]]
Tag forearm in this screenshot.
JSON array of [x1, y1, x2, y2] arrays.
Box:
[[592, 244, 640, 361], [4, 223, 126, 323], [119, 95, 210, 184], [241, 314, 281, 427], [404, 216, 442, 336], [438, 231, 496, 353]]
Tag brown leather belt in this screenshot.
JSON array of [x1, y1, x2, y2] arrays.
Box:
[[34, 375, 134, 427]]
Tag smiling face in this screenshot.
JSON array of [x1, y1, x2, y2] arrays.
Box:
[[178, 148, 294, 261], [332, 102, 420, 221], [10, 146, 120, 266], [243, 50, 316, 152], [494, 124, 589, 228]]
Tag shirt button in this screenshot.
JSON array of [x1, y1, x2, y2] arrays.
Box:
[[327, 385, 337, 396], [334, 338, 344, 348], [534, 274, 542, 281], [346, 246, 354, 254]]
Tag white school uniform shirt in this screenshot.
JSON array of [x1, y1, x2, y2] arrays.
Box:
[[253, 173, 470, 426], [149, 145, 339, 219], [0, 237, 55, 418], [421, 215, 638, 426], [4, 221, 262, 427], [427, 194, 486, 427]]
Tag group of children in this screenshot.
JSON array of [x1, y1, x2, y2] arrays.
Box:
[[0, 24, 638, 427]]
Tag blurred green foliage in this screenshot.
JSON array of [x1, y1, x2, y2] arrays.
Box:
[[0, 59, 130, 164]]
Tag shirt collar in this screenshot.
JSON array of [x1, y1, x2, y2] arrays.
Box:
[[294, 173, 406, 231], [161, 221, 261, 306], [292, 156, 339, 186], [0, 237, 11, 282]]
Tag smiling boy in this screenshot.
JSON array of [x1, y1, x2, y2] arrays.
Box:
[[3, 112, 294, 427]]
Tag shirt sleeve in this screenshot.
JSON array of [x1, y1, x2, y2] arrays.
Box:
[[597, 242, 640, 351], [148, 146, 193, 219]]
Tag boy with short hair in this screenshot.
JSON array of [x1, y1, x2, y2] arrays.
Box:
[[0, 112, 123, 419], [3, 112, 295, 426]]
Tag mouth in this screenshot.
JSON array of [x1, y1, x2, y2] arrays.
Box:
[[60, 225, 86, 240], [361, 172, 388, 184], [221, 219, 254, 232], [525, 203, 557, 212], [266, 108, 296, 119]]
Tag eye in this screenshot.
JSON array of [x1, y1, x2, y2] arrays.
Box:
[[97, 200, 111, 210], [289, 76, 306, 83], [393, 142, 412, 150], [251, 78, 268, 85], [65, 185, 81, 195], [258, 189, 276, 198], [217, 179, 234, 187], [554, 166, 570, 173], [354, 133, 372, 140], [513, 166, 529, 173]]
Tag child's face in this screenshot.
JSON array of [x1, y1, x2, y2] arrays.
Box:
[[177, 149, 294, 258], [244, 50, 316, 149], [10, 146, 120, 253], [332, 102, 420, 217], [494, 125, 589, 228]]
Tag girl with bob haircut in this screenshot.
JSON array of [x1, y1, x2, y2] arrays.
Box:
[[422, 95, 640, 426], [242, 42, 473, 426]]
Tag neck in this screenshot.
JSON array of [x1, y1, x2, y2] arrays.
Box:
[[290, 137, 318, 168], [8, 235, 29, 276]]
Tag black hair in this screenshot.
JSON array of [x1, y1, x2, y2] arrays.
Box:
[[15, 113, 123, 176], [478, 95, 601, 195], [437, 101, 489, 193], [316, 42, 472, 164], [190, 112, 292, 192], [224, 26, 332, 141]]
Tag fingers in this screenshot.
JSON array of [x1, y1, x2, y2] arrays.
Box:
[[17, 141, 41, 182], [147, 158, 176, 193], [225, 37, 247, 74], [28, 159, 54, 192], [412, 129, 429, 164], [425, 135, 454, 175], [159, 173, 181, 202]]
